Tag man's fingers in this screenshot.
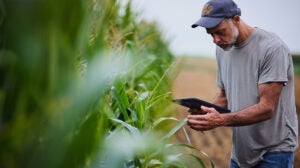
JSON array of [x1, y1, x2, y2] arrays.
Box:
[[188, 123, 210, 131], [187, 112, 219, 131], [201, 106, 216, 113], [187, 115, 208, 125]]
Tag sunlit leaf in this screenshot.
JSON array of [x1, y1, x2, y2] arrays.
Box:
[[162, 118, 188, 140]]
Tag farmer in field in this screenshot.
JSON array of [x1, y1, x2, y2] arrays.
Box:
[[187, 0, 298, 167]]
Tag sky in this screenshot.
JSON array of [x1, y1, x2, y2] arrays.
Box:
[[127, 0, 300, 57]]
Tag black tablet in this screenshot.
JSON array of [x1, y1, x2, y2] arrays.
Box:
[[173, 97, 231, 114]]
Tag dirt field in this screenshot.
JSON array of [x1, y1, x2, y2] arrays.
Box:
[[172, 57, 300, 167]]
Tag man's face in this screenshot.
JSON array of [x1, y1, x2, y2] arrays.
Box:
[[206, 19, 239, 51]]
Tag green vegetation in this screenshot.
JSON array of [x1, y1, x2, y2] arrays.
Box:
[[0, 0, 212, 167], [293, 54, 300, 76]]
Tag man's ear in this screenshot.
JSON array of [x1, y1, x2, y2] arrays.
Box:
[[232, 15, 240, 24]]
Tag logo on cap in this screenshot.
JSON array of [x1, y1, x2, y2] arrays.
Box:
[[202, 5, 213, 15]]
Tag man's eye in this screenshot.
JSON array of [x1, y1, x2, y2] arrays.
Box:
[[215, 29, 225, 36], [208, 29, 226, 38]]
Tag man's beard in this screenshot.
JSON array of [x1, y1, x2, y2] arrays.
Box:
[[218, 21, 239, 51]]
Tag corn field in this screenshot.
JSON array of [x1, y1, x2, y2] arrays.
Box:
[[0, 0, 213, 167]]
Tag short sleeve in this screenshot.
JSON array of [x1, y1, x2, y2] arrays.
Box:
[[258, 44, 290, 85]]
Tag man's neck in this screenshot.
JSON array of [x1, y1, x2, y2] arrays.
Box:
[[235, 21, 255, 46]]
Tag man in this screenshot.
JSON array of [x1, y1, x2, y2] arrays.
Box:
[[187, 0, 298, 167]]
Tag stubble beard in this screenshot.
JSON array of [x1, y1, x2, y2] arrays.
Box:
[[219, 20, 239, 51]]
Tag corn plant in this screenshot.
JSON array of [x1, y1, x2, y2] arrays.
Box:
[[94, 117, 214, 168], [0, 0, 213, 167]]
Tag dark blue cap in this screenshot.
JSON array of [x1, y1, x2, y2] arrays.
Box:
[[191, 0, 241, 28]]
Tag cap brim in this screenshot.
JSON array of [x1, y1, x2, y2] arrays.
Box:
[[191, 17, 224, 28]]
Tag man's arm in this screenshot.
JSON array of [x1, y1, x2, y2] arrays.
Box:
[[187, 82, 283, 131], [222, 82, 283, 126]]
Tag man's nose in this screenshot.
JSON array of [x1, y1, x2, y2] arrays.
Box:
[[212, 35, 221, 44]]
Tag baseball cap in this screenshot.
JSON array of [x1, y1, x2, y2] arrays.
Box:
[[191, 0, 241, 28]]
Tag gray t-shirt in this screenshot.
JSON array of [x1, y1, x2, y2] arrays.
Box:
[[216, 28, 298, 167]]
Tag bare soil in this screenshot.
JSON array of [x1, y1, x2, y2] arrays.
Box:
[[172, 57, 300, 167]]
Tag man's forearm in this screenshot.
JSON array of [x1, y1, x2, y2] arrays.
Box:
[[221, 103, 274, 127], [220, 82, 282, 127]]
